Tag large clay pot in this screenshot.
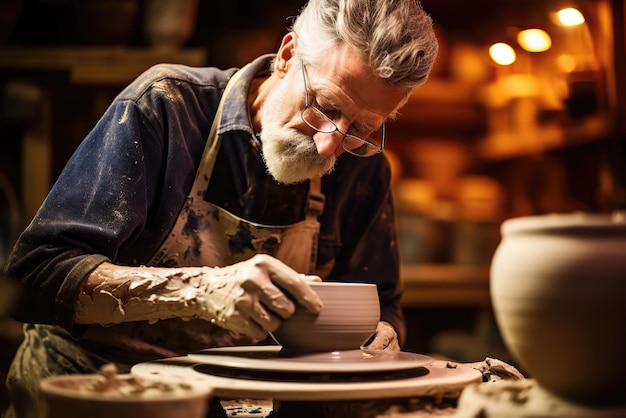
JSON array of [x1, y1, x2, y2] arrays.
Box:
[[490, 212, 626, 405]]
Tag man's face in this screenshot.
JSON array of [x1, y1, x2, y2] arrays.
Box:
[[260, 44, 407, 185], [260, 67, 336, 185]]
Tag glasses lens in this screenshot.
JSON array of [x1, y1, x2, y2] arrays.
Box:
[[302, 107, 337, 133], [301, 106, 384, 157], [343, 134, 381, 156]]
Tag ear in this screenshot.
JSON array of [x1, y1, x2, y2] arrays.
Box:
[[275, 32, 297, 78]]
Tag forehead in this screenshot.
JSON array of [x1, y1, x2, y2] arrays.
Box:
[[307, 45, 407, 120]]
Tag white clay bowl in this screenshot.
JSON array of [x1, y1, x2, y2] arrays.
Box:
[[40, 373, 212, 418], [272, 281, 380, 352]]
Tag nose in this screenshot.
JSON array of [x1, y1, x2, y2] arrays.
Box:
[[313, 131, 345, 158]]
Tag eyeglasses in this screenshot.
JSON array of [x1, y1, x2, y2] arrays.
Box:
[[300, 63, 385, 157]]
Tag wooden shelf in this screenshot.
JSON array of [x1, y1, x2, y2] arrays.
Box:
[[477, 113, 610, 161], [0, 46, 208, 85], [392, 76, 486, 138], [0, 46, 208, 221], [400, 263, 491, 308]]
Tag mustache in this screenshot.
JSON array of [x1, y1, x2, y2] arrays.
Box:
[[260, 127, 336, 184], [289, 130, 333, 164], [267, 129, 327, 163]]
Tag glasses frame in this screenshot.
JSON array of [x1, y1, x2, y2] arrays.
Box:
[[300, 62, 385, 157]]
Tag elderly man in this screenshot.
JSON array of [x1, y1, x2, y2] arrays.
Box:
[[2, 0, 438, 416]]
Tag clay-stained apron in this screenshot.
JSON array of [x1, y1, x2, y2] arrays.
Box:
[[148, 63, 325, 275]]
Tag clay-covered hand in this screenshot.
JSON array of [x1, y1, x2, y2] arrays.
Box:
[[361, 321, 400, 351], [75, 255, 323, 341], [194, 254, 324, 339]]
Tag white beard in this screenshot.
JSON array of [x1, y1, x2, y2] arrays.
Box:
[[259, 78, 336, 184]]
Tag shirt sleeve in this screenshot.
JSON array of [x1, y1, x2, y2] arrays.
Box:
[[4, 64, 218, 334]]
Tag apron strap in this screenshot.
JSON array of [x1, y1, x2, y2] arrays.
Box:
[[306, 175, 325, 219], [189, 66, 249, 198]]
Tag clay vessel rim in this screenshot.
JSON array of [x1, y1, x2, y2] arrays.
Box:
[[501, 212, 626, 235], [40, 374, 211, 401]]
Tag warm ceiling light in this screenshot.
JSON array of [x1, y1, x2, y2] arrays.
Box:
[[557, 54, 578, 72], [489, 42, 516, 65], [557, 7, 585, 26], [517, 28, 552, 52]]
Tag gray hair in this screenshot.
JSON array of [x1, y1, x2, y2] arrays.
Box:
[[291, 0, 439, 90]]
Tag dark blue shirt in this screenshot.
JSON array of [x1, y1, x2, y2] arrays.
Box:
[[6, 55, 405, 352]]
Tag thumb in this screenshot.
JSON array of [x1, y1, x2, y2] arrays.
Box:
[[299, 274, 322, 283]]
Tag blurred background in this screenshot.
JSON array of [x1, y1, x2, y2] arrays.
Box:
[[1, 0, 625, 401]]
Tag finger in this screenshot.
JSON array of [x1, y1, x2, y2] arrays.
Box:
[[360, 332, 377, 349], [277, 275, 323, 314], [300, 274, 322, 283], [361, 334, 386, 351], [254, 256, 323, 314], [361, 321, 399, 350], [362, 334, 398, 351], [223, 309, 268, 341], [249, 300, 282, 332], [255, 282, 297, 319], [237, 256, 298, 318], [385, 338, 401, 352]]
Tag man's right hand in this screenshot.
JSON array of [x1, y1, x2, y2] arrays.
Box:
[[194, 254, 324, 339], [75, 254, 324, 341]]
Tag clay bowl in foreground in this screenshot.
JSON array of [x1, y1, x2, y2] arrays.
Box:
[[40, 372, 212, 418]]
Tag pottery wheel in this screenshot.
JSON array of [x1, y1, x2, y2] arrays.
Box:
[[189, 345, 434, 373], [131, 346, 482, 401]]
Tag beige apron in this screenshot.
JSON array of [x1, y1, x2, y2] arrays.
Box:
[[148, 65, 325, 274]]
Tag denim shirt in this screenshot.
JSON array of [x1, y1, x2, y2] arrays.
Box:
[[5, 54, 405, 346]]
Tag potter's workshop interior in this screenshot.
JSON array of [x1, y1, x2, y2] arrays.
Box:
[[1, 0, 626, 417]]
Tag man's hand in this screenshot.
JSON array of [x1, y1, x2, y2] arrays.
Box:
[[75, 254, 324, 341], [195, 254, 324, 339], [361, 321, 400, 351]]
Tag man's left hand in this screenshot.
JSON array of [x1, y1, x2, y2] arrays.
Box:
[[361, 321, 400, 351]]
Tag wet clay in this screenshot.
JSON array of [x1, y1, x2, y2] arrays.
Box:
[[73, 257, 319, 340], [75, 264, 242, 328], [75, 363, 196, 398]]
